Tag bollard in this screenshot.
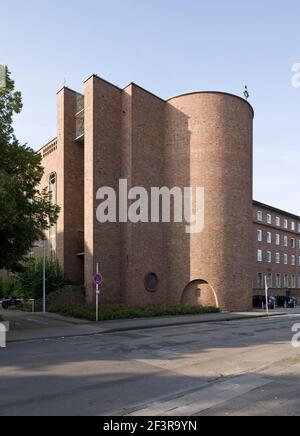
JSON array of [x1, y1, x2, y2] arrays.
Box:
[[0, 323, 7, 348]]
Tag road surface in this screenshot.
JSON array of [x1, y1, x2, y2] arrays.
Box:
[[1, 311, 300, 416]]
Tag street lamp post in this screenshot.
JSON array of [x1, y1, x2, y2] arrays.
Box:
[[32, 239, 46, 314], [265, 275, 269, 316], [42, 240, 46, 314]]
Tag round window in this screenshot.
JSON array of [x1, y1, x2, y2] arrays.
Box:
[[144, 273, 159, 292]]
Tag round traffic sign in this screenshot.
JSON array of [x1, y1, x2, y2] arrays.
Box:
[[94, 273, 103, 286]]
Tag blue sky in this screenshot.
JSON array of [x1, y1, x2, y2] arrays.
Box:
[[1, 0, 300, 214]]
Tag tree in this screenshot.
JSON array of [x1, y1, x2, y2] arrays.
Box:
[[0, 67, 60, 271]]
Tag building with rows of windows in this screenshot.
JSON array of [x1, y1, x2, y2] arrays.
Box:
[[253, 201, 300, 296]]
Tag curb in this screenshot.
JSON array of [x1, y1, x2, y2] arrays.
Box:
[[6, 312, 287, 344], [93, 312, 287, 334]]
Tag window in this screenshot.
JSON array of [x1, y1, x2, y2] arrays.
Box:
[[284, 219, 288, 229], [267, 232, 272, 244], [284, 254, 288, 265], [284, 274, 289, 288], [291, 255, 296, 266], [276, 253, 280, 264], [276, 273, 281, 289], [257, 229, 263, 242], [291, 222, 296, 232], [276, 217, 281, 227], [144, 273, 159, 292], [267, 251, 272, 263], [298, 256, 300, 267], [298, 239, 300, 250], [257, 211, 263, 222], [267, 214, 272, 225], [291, 238, 296, 249], [257, 273, 264, 289], [257, 250, 263, 262], [298, 274, 300, 289], [276, 234, 280, 246], [291, 275, 296, 289], [284, 236, 288, 247], [298, 224, 300, 233]]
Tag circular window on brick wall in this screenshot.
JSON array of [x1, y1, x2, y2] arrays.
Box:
[[144, 273, 159, 292]]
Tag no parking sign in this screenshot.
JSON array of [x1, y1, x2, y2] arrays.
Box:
[[94, 273, 103, 287], [94, 264, 103, 322]]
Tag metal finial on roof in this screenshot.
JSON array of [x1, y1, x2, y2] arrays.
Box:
[[244, 85, 250, 101]]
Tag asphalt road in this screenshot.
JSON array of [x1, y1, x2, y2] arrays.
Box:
[[1, 312, 300, 416]]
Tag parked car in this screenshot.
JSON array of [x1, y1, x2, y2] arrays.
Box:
[[275, 296, 296, 308], [1, 297, 23, 310], [253, 295, 276, 309]]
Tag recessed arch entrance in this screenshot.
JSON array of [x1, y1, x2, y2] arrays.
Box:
[[181, 280, 219, 308]]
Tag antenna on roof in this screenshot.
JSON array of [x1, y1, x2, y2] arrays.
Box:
[[244, 85, 250, 101], [63, 77, 67, 87]]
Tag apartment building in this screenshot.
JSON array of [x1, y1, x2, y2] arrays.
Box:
[[253, 201, 300, 296]]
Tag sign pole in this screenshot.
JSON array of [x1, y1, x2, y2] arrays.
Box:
[[265, 275, 269, 316], [94, 266, 103, 323], [43, 240, 46, 314], [96, 263, 99, 322]]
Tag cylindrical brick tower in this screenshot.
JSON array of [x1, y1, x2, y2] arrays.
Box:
[[165, 92, 254, 311]]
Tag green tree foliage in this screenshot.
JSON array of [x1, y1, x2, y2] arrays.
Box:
[[0, 67, 60, 271], [0, 256, 64, 300]]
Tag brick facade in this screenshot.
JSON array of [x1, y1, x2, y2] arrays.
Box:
[[253, 201, 300, 295], [38, 75, 258, 311]]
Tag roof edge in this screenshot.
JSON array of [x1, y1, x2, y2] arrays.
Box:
[[168, 91, 254, 117], [56, 86, 83, 96], [253, 200, 300, 220], [83, 74, 122, 91], [37, 137, 57, 154], [123, 82, 166, 102]]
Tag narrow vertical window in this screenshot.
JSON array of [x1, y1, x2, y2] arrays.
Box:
[[276, 273, 281, 289], [257, 229, 263, 242], [257, 211, 263, 222]]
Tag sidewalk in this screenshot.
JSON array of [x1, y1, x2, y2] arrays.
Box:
[[2, 308, 288, 343]]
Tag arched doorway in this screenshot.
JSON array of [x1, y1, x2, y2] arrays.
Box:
[[181, 280, 219, 308]]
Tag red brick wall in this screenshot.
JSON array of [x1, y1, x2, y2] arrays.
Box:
[[57, 88, 84, 284], [253, 202, 300, 292], [166, 93, 254, 311], [122, 84, 167, 307], [40, 80, 256, 312], [39, 88, 84, 285], [84, 76, 122, 305]]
